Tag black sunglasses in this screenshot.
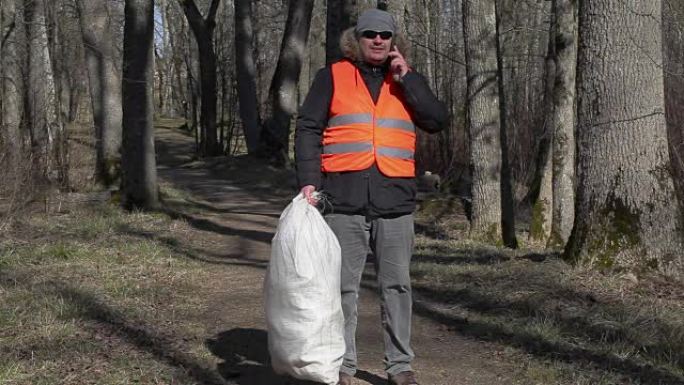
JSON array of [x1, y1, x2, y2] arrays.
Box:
[[361, 30, 393, 40]]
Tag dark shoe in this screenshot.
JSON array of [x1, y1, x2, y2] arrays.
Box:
[[388, 371, 419, 385], [337, 372, 353, 385]]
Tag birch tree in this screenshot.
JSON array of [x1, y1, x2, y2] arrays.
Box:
[[25, 0, 59, 176]]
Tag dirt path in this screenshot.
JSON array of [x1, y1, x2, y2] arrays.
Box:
[[155, 126, 521, 385]]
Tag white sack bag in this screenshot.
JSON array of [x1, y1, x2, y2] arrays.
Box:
[[265, 193, 344, 385]]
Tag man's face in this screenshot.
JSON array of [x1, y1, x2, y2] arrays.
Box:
[[358, 30, 393, 65]]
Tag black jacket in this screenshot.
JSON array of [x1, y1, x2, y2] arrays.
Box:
[[294, 60, 448, 217]]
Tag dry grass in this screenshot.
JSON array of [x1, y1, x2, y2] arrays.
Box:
[[0, 201, 227, 385], [412, 203, 684, 385]]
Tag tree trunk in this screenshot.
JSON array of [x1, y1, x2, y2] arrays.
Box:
[[45, 1, 70, 188], [494, 1, 517, 249], [121, 0, 158, 210], [307, 0, 326, 86], [234, 0, 261, 154], [548, 0, 577, 247], [326, 0, 356, 65], [300, 0, 324, 99], [25, 0, 59, 177], [529, 7, 556, 243], [662, 0, 684, 216], [166, 2, 187, 117], [462, 0, 504, 243], [566, 0, 683, 275], [75, 0, 123, 188], [185, 34, 201, 145], [179, 0, 221, 157], [1, 0, 23, 171], [422, 0, 434, 85], [259, 0, 315, 164], [158, 0, 174, 117]]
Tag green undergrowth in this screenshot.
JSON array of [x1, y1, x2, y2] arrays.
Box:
[[413, 206, 684, 385], [0, 200, 226, 385]]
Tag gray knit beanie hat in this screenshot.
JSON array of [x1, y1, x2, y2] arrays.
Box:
[[354, 9, 396, 36]]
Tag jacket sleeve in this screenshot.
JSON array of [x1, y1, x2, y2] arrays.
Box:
[[398, 71, 449, 133], [294, 67, 333, 190]]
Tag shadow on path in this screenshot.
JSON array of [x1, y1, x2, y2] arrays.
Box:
[[159, 207, 275, 244], [118, 224, 269, 268], [207, 329, 387, 385]]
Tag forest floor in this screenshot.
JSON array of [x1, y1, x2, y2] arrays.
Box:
[[1, 121, 683, 385]]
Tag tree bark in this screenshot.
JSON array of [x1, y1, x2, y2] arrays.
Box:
[[1, 0, 23, 171], [179, 0, 221, 156], [184, 30, 201, 143], [548, 0, 577, 247], [301, 0, 325, 99], [234, 0, 260, 154], [45, 1, 71, 187], [662, 0, 684, 217], [530, 6, 556, 244], [158, 0, 175, 116], [462, 0, 504, 243], [259, 0, 314, 164], [75, 0, 123, 188], [494, 1, 517, 248], [422, 0, 435, 85], [166, 2, 188, 118], [566, 0, 683, 275], [326, 0, 356, 65], [122, 0, 158, 210], [25, 0, 59, 176]]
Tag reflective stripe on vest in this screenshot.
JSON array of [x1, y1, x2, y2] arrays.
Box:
[[328, 113, 372, 127], [324, 141, 373, 154], [321, 60, 416, 177]]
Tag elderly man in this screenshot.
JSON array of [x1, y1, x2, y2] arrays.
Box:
[[294, 9, 448, 385]]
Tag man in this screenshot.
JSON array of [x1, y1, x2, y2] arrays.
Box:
[[294, 9, 448, 385]]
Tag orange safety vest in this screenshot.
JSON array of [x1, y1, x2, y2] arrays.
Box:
[[321, 60, 416, 178]]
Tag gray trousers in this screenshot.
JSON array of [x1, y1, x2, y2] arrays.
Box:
[[325, 213, 415, 376]]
